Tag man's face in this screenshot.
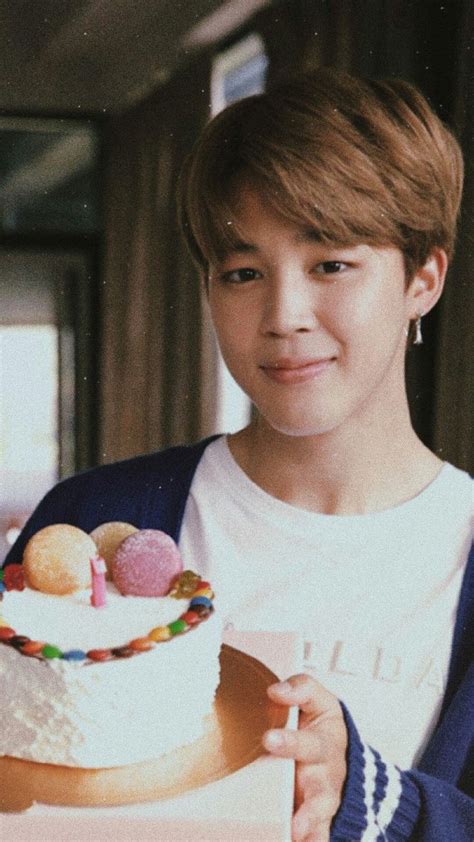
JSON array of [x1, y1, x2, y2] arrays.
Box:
[[207, 186, 418, 440]]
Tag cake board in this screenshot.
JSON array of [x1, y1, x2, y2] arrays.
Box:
[[1, 630, 303, 841]]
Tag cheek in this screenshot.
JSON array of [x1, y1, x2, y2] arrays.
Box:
[[333, 283, 405, 345], [210, 298, 254, 353]]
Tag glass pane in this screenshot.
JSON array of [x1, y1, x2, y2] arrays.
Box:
[[211, 33, 268, 115], [0, 325, 59, 561], [0, 118, 99, 235], [210, 34, 267, 431], [223, 51, 268, 104]]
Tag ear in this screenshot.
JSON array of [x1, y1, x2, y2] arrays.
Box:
[[406, 248, 448, 319]]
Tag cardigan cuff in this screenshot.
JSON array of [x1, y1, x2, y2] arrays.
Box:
[[331, 703, 421, 841]]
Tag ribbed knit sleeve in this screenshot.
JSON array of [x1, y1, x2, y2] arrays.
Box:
[[331, 703, 474, 841]]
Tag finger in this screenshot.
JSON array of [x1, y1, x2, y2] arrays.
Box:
[[296, 763, 347, 813], [294, 828, 330, 842], [262, 726, 323, 762], [295, 762, 327, 805], [300, 835, 329, 842], [295, 828, 330, 842], [292, 797, 334, 842], [267, 675, 339, 721]]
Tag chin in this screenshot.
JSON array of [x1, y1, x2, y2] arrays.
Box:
[[257, 409, 340, 439]]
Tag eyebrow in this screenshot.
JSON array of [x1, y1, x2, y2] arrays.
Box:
[[224, 226, 323, 256], [296, 226, 324, 243], [225, 238, 258, 254]]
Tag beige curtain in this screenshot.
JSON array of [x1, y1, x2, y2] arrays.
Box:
[[432, 0, 473, 472], [98, 56, 214, 464]]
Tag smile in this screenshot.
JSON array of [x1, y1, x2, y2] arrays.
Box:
[[260, 357, 336, 384]]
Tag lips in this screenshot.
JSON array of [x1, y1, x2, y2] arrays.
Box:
[[260, 356, 336, 384]]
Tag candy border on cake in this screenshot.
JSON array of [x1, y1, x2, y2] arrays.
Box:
[[0, 566, 215, 665]]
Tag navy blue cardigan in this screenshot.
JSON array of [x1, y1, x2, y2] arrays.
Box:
[[3, 438, 473, 840]]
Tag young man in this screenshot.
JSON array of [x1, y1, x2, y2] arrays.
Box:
[[175, 68, 472, 841], [5, 70, 473, 840]]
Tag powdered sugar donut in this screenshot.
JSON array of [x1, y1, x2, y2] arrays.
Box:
[[112, 529, 183, 597], [23, 524, 96, 595], [90, 521, 138, 578]]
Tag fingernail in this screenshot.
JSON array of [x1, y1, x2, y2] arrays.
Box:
[[273, 680, 292, 694], [263, 730, 284, 750]]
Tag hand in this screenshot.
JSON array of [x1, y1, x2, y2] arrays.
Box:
[[263, 674, 348, 842]]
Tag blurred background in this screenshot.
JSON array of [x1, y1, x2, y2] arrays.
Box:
[[0, 0, 472, 560]]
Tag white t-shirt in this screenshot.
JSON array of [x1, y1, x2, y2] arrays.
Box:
[[179, 437, 473, 769]]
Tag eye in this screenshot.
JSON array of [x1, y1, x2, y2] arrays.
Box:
[[219, 267, 261, 284], [314, 261, 349, 275]]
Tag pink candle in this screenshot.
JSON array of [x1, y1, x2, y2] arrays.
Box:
[[90, 556, 107, 608]]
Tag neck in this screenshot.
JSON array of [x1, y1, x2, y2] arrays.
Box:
[[228, 401, 442, 516]]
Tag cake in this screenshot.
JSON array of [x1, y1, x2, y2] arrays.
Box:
[[0, 523, 221, 774]]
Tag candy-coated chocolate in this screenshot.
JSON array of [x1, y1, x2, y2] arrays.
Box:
[[190, 603, 213, 618], [111, 645, 135, 658], [4, 564, 25, 591], [21, 640, 46, 656], [0, 581, 6, 593], [87, 648, 112, 662], [0, 615, 9, 626], [130, 637, 154, 651], [0, 568, 3, 580], [62, 649, 87, 661], [190, 596, 213, 609], [192, 587, 214, 599], [196, 580, 210, 589], [113, 529, 183, 597], [148, 625, 172, 642], [180, 610, 201, 625], [168, 619, 188, 636], [10, 635, 31, 649], [0, 627, 16, 640], [42, 644, 62, 659]]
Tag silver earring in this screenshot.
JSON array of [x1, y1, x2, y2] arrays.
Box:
[[413, 313, 423, 345]]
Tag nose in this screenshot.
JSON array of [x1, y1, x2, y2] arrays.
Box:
[[260, 271, 317, 337]]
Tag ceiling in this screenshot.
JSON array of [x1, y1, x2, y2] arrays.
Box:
[[0, 0, 270, 115], [0, 0, 271, 233]]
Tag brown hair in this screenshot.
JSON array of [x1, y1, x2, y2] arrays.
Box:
[[178, 67, 464, 282]]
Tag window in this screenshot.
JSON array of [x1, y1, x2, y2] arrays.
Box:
[[211, 33, 269, 116], [0, 250, 93, 564], [0, 117, 99, 236], [210, 34, 268, 433], [0, 325, 58, 554], [0, 116, 99, 562]]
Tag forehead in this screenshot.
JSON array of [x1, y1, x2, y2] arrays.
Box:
[[231, 183, 318, 232], [220, 184, 333, 255], [201, 172, 395, 270]]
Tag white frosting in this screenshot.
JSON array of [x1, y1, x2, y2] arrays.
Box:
[[3, 584, 188, 652], [0, 585, 221, 768]]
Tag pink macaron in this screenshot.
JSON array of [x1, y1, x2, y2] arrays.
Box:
[[112, 529, 183, 597]]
